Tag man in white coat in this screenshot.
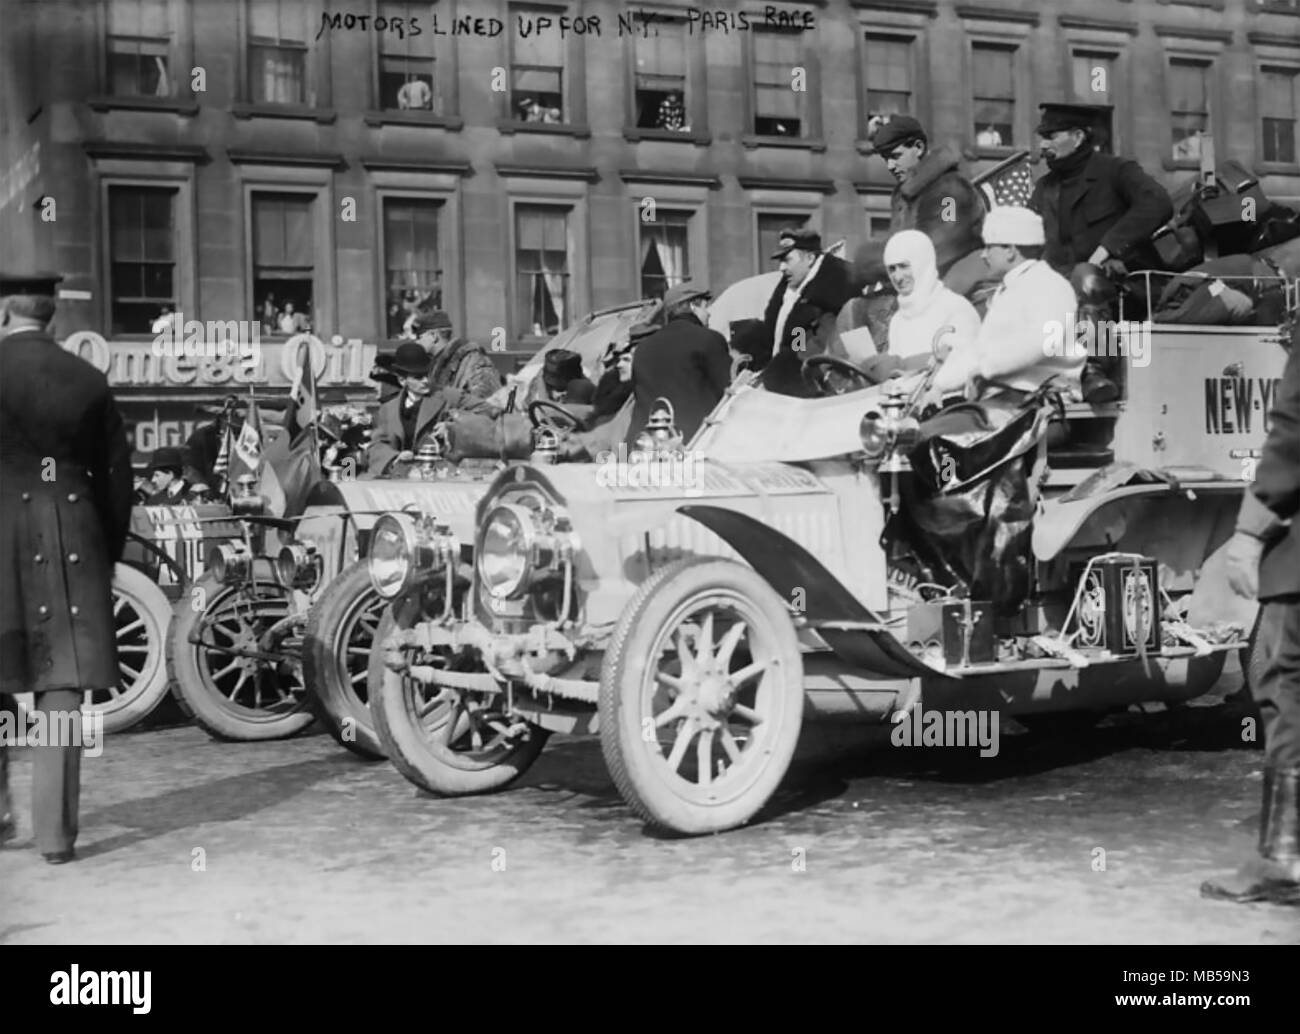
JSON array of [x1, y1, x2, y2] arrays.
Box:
[[924, 205, 1082, 414]]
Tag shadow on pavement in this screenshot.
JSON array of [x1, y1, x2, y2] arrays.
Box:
[[78, 757, 349, 859]]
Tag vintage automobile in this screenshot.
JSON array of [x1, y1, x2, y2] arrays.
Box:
[[363, 270, 1295, 835], [300, 299, 661, 758]]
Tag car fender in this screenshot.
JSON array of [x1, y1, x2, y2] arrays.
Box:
[[679, 504, 937, 679]]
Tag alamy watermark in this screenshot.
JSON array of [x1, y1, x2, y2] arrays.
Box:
[[890, 706, 1000, 757], [50, 966, 151, 1013], [1042, 316, 1152, 369], [151, 313, 262, 363], [0, 707, 103, 757], [594, 443, 704, 491]]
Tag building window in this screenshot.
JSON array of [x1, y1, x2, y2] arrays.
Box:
[[107, 0, 172, 98], [383, 198, 443, 339], [248, 0, 309, 105], [756, 212, 809, 271], [867, 215, 893, 239], [251, 192, 315, 336], [510, 5, 564, 123], [109, 185, 176, 335], [638, 210, 692, 299], [753, 29, 806, 137], [864, 35, 912, 123], [1262, 67, 1298, 165], [634, 19, 688, 131], [1071, 50, 1115, 107], [379, 1, 436, 112], [1170, 58, 1210, 162], [972, 42, 1016, 148], [515, 205, 570, 337]]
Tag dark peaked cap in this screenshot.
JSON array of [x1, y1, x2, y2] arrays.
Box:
[[0, 271, 63, 296], [1036, 102, 1110, 135]]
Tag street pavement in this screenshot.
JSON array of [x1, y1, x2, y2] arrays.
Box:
[[2, 661, 1298, 944]]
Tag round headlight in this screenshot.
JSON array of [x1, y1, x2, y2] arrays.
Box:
[[369, 514, 415, 599], [209, 543, 249, 585], [858, 411, 888, 461], [477, 503, 535, 600], [277, 543, 321, 592]]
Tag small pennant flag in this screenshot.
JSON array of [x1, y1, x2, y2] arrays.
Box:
[[227, 398, 286, 514], [211, 421, 232, 495], [288, 340, 318, 436]]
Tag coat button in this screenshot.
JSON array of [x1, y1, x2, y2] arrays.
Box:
[[34, 553, 43, 563], [21, 492, 31, 501], [67, 493, 78, 503], [38, 605, 48, 616], [70, 605, 80, 616], [68, 553, 79, 564]]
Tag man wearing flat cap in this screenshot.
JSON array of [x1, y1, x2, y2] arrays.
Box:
[[1030, 102, 1172, 277], [625, 284, 731, 446], [0, 271, 134, 864], [852, 114, 987, 300], [412, 309, 502, 401], [368, 341, 493, 475], [750, 228, 857, 396]]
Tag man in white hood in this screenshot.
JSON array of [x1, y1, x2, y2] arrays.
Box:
[[861, 230, 981, 383]]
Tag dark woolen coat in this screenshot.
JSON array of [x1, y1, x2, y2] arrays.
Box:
[[1029, 150, 1174, 273], [1, 329, 135, 694], [368, 386, 493, 474], [625, 313, 732, 446]]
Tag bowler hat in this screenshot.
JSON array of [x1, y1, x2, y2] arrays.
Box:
[[391, 341, 433, 376], [662, 282, 712, 312], [0, 271, 63, 297], [148, 446, 186, 474], [871, 114, 927, 154], [412, 309, 454, 334], [770, 228, 822, 260], [543, 349, 585, 390]]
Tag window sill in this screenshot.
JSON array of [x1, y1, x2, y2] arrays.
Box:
[[1256, 161, 1300, 177], [87, 95, 200, 116], [363, 110, 465, 130], [741, 135, 828, 152], [231, 102, 337, 125], [497, 119, 592, 139], [623, 127, 713, 145], [971, 145, 1020, 161]]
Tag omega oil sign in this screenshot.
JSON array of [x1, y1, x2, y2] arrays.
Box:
[[58, 330, 378, 390], [1203, 374, 1284, 435]]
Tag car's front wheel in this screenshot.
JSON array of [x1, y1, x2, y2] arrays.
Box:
[[599, 558, 804, 835], [370, 599, 550, 795]]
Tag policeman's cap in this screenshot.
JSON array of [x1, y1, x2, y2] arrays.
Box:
[[0, 271, 63, 297]]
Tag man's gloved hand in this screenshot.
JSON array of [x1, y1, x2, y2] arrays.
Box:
[[859, 354, 905, 383], [1225, 531, 1263, 600]]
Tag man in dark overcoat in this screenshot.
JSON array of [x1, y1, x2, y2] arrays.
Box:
[[748, 228, 857, 397], [1203, 338, 1300, 907], [1029, 102, 1173, 276], [624, 284, 731, 447], [0, 271, 134, 864]]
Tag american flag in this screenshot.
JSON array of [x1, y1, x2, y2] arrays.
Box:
[[211, 422, 231, 495], [975, 150, 1037, 210]]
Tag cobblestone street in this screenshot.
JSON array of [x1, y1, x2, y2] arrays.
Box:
[[2, 663, 1298, 944]]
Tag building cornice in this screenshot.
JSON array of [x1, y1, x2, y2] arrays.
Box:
[[955, 4, 1040, 26], [494, 163, 600, 182], [226, 149, 346, 168], [618, 170, 722, 189], [738, 175, 837, 194], [1153, 24, 1234, 43], [1057, 15, 1139, 37], [360, 157, 473, 176], [82, 140, 209, 163]]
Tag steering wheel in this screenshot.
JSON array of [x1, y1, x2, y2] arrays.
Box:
[[802, 355, 875, 397], [528, 399, 584, 432]]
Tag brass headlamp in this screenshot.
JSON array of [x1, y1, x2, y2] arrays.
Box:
[[858, 382, 921, 473]]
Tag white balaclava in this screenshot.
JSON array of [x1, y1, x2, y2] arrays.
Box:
[[884, 230, 941, 317]]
